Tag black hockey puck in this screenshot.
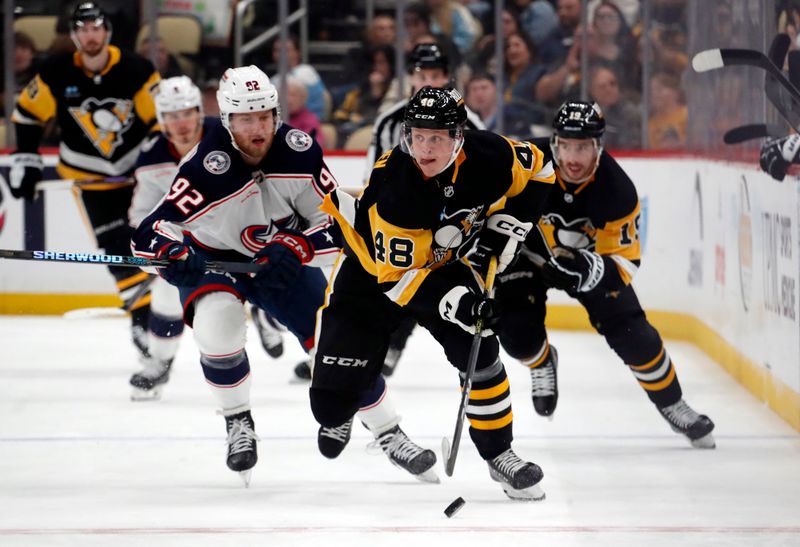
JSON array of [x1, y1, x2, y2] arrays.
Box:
[[444, 496, 465, 518]]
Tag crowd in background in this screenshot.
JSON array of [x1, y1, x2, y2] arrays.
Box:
[[5, 0, 800, 151]]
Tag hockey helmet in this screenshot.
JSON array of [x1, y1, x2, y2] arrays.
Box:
[[71, 2, 110, 31], [155, 76, 203, 129], [407, 43, 449, 74], [217, 65, 280, 134], [402, 86, 467, 175], [552, 101, 606, 140]]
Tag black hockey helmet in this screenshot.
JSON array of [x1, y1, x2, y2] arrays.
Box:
[[71, 2, 109, 31], [404, 86, 467, 133], [552, 101, 606, 140], [407, 43, 449, 74]]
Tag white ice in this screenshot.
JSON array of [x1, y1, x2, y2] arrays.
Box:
[[0, 315, 798, 547]]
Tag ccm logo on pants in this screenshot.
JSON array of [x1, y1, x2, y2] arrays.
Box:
[[321, 356, 369, 367]]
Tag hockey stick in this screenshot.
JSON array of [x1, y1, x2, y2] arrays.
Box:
[[442, 256, 498, 477], [35, 176, 135, 192], [723, 123, 785, 144], [0, 249, 261, 274], [693, 47, 800, 130], [62, 274, 156, 320]]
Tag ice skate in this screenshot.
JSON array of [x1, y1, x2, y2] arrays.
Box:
[[129, 357, 172, 401], [382, 347, 402, 377], [487, 448, 545, 501], [368, 425, 439, 483], [220, 408, 259, 486], [251, 307, 284, 358], [318, 417, 354, 459], [530, 346, 558, 418], [657, 399, 716, 448], [292, 360, 312, 382]]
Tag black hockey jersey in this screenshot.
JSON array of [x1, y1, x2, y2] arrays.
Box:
[[132, 123, 340, 266], [13, 46, 160, 181], [528, 137, 641, 286], [321, 130, 555, 312]]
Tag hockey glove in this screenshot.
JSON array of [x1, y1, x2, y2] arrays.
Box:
[[253, 229, 314, 292], [759, 134, 800, 182], [470, 213, 533, 277], [156, 243, 206, 287], [9, 152, 43, 201], [438, 286, 499, 336], [540, 248, 605, 293]]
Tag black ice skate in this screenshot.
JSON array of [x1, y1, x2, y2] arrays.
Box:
[[293, 360, 312, 381], [487, 448, 545, 501], [657, 399, 716, 448], [129, 357, 172, 401], [220, 408, 260, 486], [368, 426, 439, 483], [381, 347, 402, 377], [318, 417, 354, 459], [530, 346, 558, 418], [251, 307, 284, 358]]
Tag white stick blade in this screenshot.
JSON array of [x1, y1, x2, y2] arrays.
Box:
[[63, 307, 128, 320], [692, 49, 724, 72]]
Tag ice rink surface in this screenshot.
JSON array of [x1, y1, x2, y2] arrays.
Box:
[[1, 315, 798, 546]]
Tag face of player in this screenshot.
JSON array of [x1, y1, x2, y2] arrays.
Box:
[[409, 127, 458, 178], [410, 68, 449, 94], [163, 108, 202, 149], [555, 136, 600, 182], [74, 22, 108, 58], [229, 110, 276, 163]]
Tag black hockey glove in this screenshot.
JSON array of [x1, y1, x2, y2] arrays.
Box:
[[760, 134, 800, 182], [470, 213, 533, 278], [156, 243, 206, 287], [253, 229, 314, 292], [438, 286, 499, 336], [540, 248, 605, 294], [9, 152, 43, 201]]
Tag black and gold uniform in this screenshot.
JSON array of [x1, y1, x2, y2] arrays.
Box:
[[11, 3, 160, 354], [313, 113, 554, 466], [495, 101, 714, 448]]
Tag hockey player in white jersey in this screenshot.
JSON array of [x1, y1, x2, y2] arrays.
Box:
[[132, 66, 438, 485]]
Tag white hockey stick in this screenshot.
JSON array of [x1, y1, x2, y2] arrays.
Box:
[[35, 177, 135, 192]]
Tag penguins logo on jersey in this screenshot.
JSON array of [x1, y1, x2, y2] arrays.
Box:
[[68, 97, 135, 158], [431, 205, 484, 263], [286, 129, 312, 152], [539, 213, 594, 250], [241, 215, 295, 253]]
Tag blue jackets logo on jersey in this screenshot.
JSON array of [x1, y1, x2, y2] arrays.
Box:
[[286, 129, 312, 152], [203, 151, 231, 174]]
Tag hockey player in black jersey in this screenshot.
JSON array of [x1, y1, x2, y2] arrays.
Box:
[[132, 66, 437, 485], [494, 101, 716, 448], [9, 2, 160, 361], [314, 86, 556, 500]]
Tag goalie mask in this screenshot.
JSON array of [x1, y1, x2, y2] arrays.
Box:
[[550, 101, 606, 183]]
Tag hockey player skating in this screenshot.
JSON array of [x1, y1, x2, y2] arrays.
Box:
[[9, 2, 160, 360], [314, 86, 555, 500], [494, 101, 715, 448], [132, 66, 437, 485], [128, 76, 287, 399]]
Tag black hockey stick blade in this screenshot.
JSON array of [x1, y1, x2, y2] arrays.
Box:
[[692, 48, 770, 72], [789, 50, 800, 94], [443, 257, 498, 477], [0, 249, 261, 274], [767, 34, 791, 70], [723, 123, 785, 144]]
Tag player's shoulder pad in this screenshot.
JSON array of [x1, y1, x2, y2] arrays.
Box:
[[136, 133, 170, 162], [267, 124, 324, 170], [120, 48, 159, 78], [177, 123, 250, 194], [36, 51, 76, 82], [591, 150, 639, 216], [527, 137, 555, 164], [462, 130, 515, 162]]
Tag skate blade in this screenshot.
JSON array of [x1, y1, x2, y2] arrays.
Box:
[[239, 469, 253, 487], [414, 468, 441, 484], [501, 483, 546, 501], [690, 432, 716, 449], [130, 386, 163, 401]]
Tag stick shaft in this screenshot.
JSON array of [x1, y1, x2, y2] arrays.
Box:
[[35, 177, 134, 192]]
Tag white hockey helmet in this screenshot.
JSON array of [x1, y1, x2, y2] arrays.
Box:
[[155, 75, 203, 128], [217, 65, 281, 134]]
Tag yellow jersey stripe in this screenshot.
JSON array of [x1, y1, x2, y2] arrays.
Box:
[[468, 411, 513, 430], [469, 377, 510, 400]]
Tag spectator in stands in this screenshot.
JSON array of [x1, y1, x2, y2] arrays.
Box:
[[535, 23, 581, 108], [286, 76, 325, 149], [0, 32, 40, 116], [589, 1, 638, 92], [536, 0, 583, 65], [424, 0, 483, 56], [404, 3, 461, 69], [271, 35, 329, 122], [333, 45, 395, 143], [588, 64, 641, 149], [465, 72, 499, 131], [137, 36, 184, 79], [339, 13, 396, 103], [513, 0, 559, 51], [469, 6, 524, 75], [587, 0, 641, 28], [648, 71, 687, 149], [503, 31, 547, 109]]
